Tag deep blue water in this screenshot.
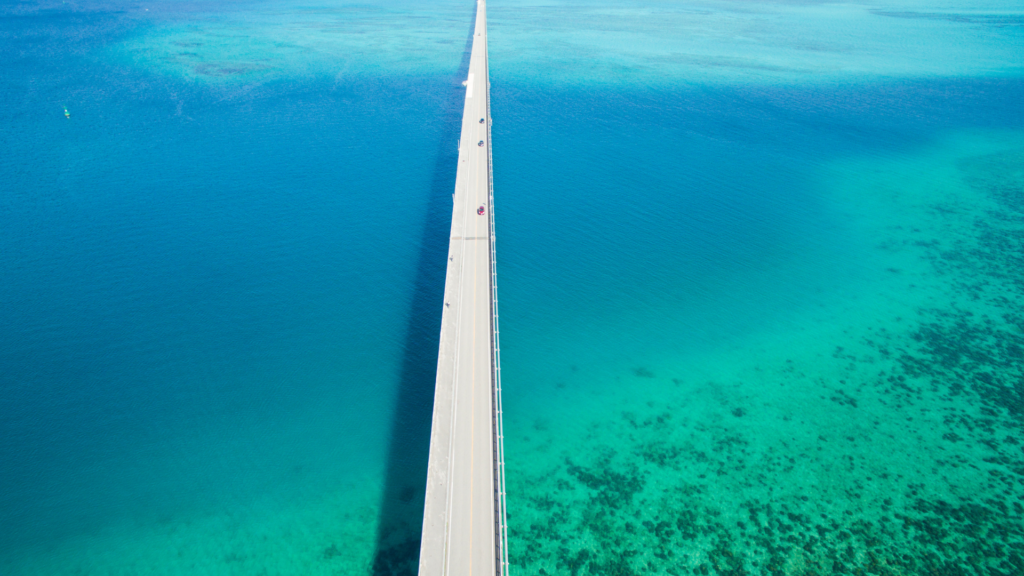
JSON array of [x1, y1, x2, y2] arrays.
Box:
[[494, 77, 1024, 389], [1, 5, 465, 561], [3, 0, 1024, 573]]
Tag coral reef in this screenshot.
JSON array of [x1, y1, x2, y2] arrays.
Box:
[[505, 149, 1024, 575]]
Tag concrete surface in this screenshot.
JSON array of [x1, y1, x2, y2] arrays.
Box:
[[418, 2, 506, 575]]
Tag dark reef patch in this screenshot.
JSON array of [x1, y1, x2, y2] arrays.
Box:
[[633, 367, 657, 378]]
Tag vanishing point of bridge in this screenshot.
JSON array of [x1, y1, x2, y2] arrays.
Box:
[[417, 1, 510, 575]]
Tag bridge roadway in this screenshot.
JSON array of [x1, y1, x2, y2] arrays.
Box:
[[418, 1, 508, 575]]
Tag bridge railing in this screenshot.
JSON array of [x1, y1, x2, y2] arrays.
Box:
[[485, 68, 510, 576]]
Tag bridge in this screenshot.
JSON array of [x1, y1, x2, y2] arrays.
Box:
[[417, 1, 509, 575]]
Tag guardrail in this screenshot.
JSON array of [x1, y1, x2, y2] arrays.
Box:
[[484, 67, 511, 576]]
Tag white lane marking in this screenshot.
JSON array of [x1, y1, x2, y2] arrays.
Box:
[[466, 73, 475, 99]]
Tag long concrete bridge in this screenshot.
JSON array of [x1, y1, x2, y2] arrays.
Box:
[[417, 1, 509, 575]]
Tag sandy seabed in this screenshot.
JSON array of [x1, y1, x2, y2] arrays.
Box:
[[504, 131, 1024, 576]]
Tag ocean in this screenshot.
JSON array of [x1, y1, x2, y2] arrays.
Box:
[[1, 0, 1023, 574]]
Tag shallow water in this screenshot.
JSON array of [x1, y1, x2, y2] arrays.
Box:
[[2, 0, 1023, 574]]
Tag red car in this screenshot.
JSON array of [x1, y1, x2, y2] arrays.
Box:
[[477, 206, 486, 215]]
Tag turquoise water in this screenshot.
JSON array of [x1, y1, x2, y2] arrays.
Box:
[[2, 0, 1023, 574]]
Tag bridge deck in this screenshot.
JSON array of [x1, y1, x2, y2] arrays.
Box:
[[419, 1, 506, 575]]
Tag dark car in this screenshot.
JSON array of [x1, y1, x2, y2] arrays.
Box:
[[478, 140, 484, 147]]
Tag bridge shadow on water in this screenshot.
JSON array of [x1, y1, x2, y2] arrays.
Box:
[[371, 7, 478, 576]]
